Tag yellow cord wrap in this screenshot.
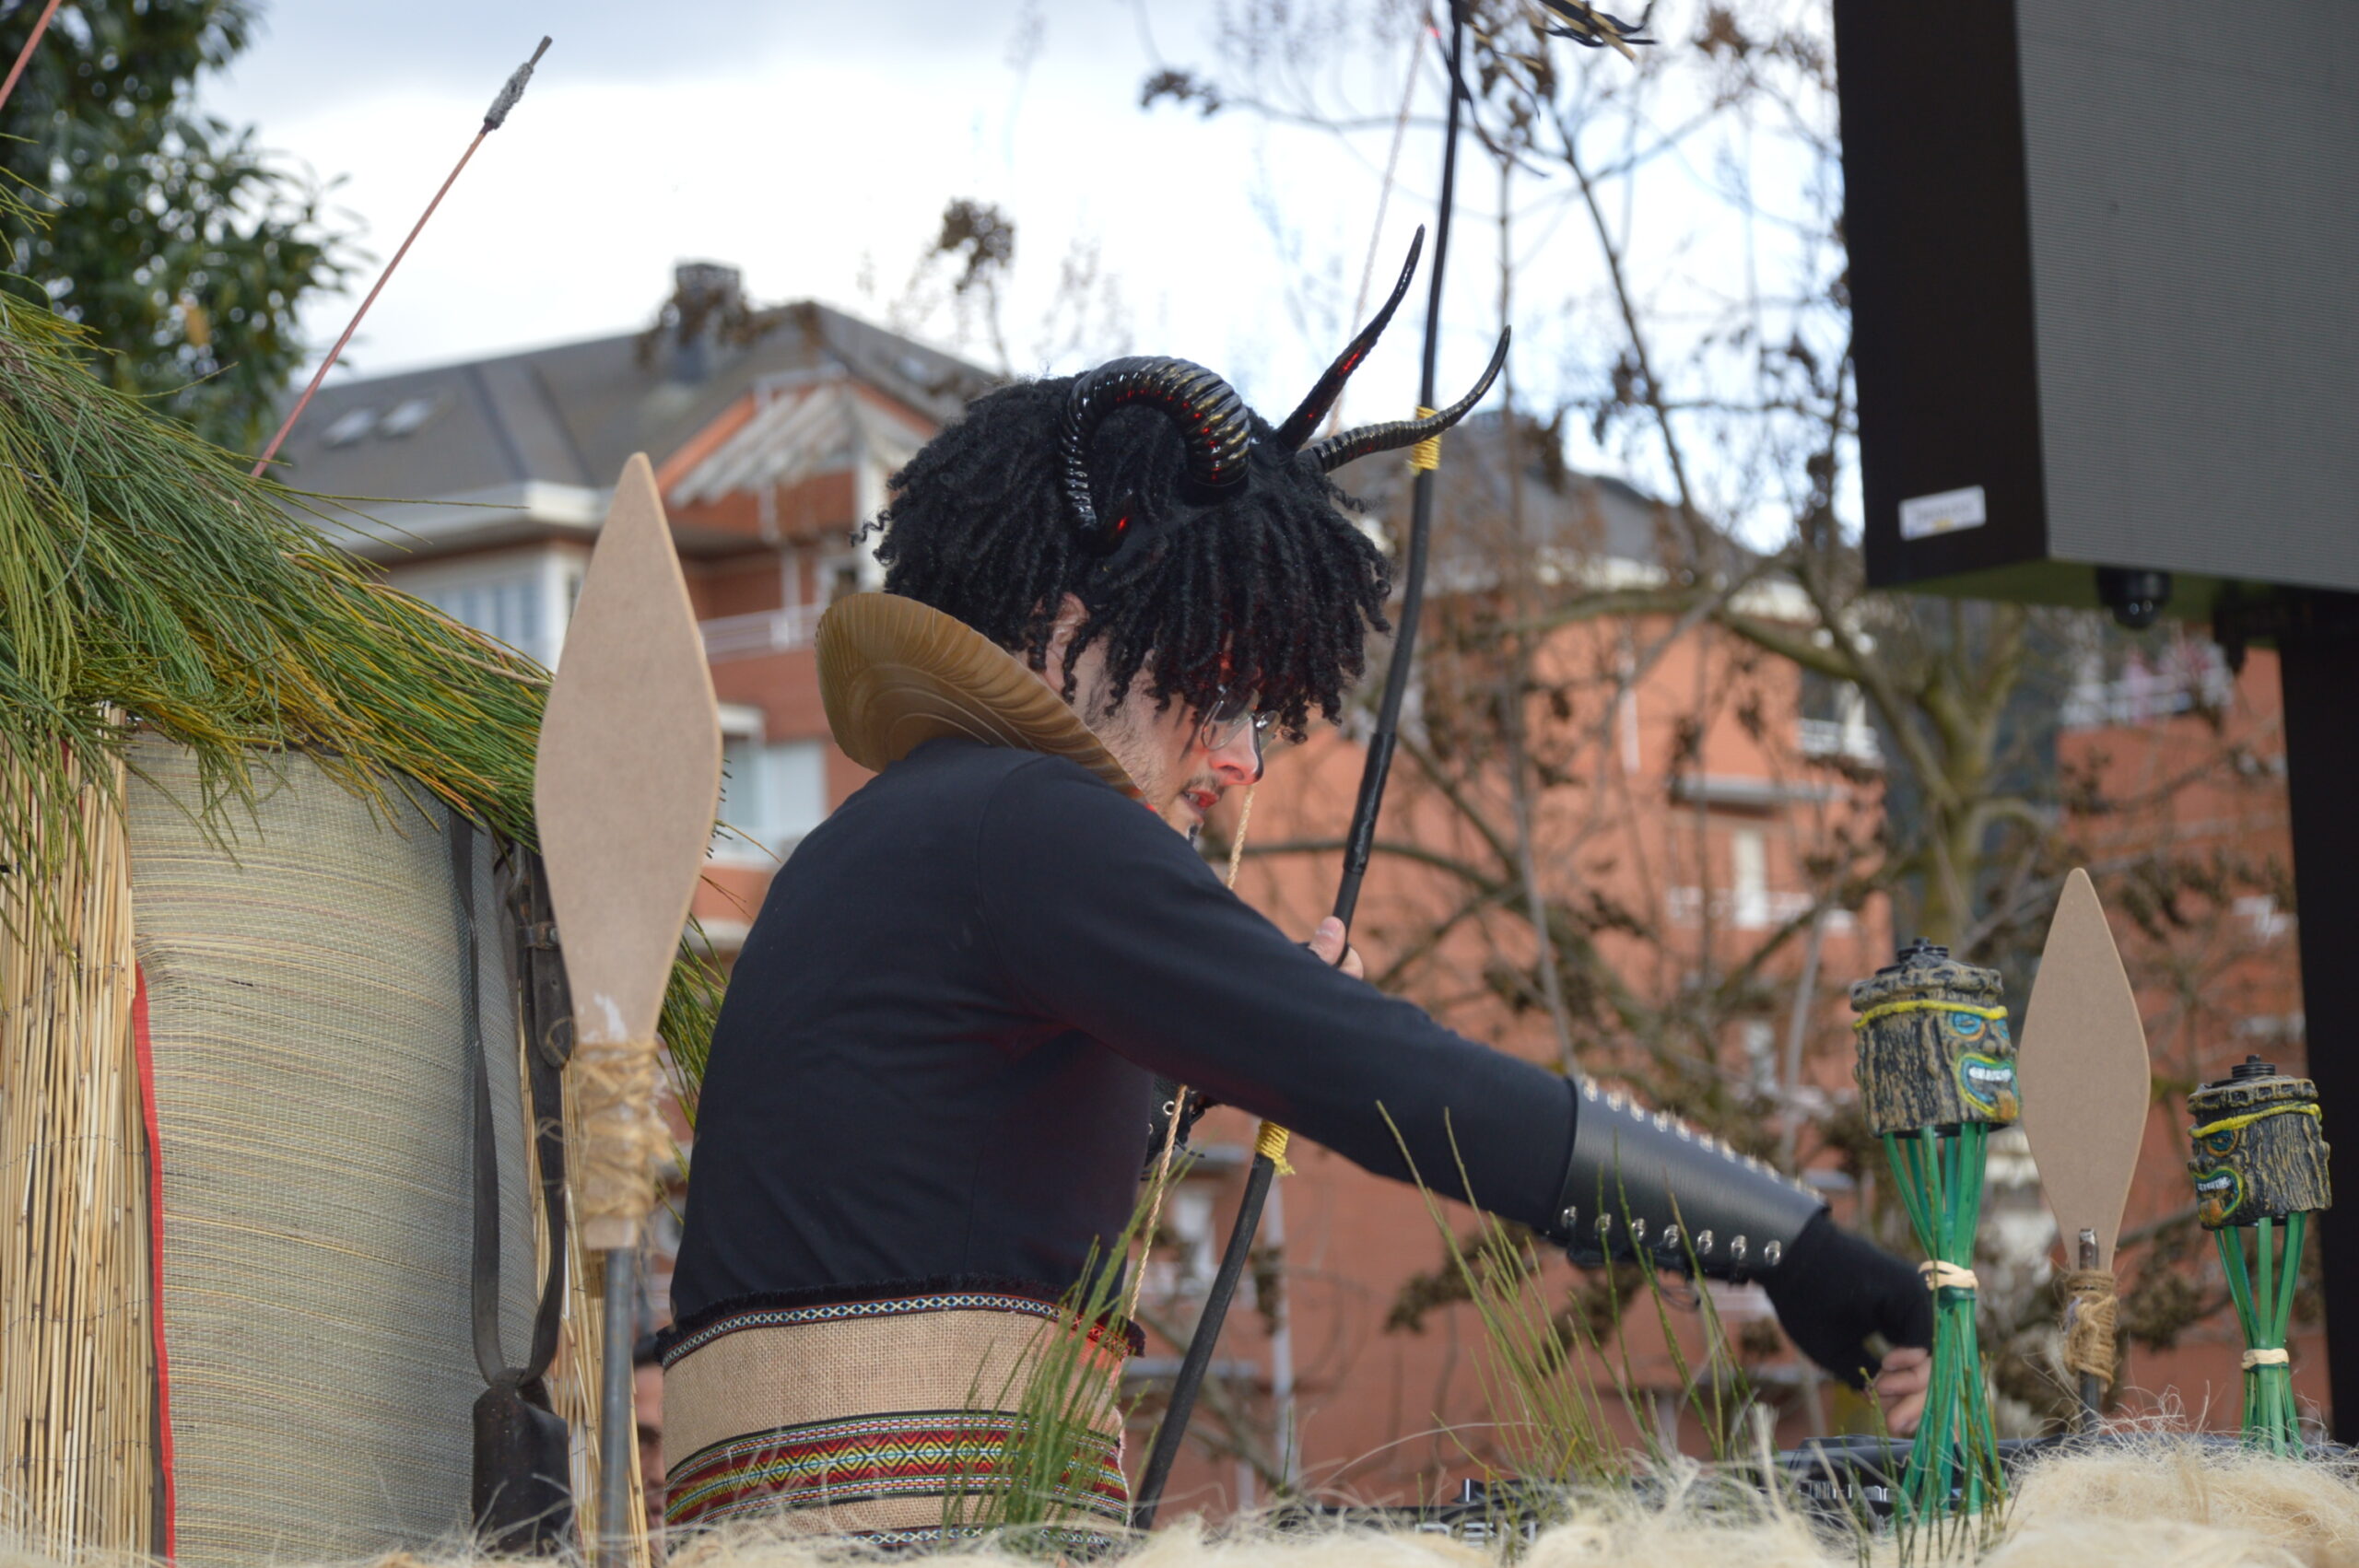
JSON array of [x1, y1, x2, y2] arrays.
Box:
[[1409, 406, 1442, 471], [1852, 999, 2010, 1032], [2243, 1347, 2291, 1369], [1254, 1119, 1296, 1176], [2190, 1103, 2322, 1141]]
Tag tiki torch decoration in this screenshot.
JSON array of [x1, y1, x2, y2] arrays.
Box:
[[2188, 1057, 2330, 1455], [1851, 939, 2018, 1520], [535, 454, 723, 1567]]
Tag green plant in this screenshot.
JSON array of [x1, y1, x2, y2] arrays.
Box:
[[943, 1163, 1180, 1552]]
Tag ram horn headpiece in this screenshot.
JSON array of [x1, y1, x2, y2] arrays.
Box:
[[1062, 357, 1254, 549]]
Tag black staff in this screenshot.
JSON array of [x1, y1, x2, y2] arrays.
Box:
[[1130, 3, 1477, 1527]]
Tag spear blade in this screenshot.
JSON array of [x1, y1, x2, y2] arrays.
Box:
[[2019, 867, 2153, 1273]]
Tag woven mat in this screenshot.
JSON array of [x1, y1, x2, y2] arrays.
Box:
[[126, 743, 534, 1567]]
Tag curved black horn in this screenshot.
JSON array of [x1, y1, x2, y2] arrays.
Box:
[[1307, 328, 1510, 474], [1271, 227, 1425, 453], [1062, 357, 1254, 545]]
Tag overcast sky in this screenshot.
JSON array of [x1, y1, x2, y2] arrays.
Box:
[[196, 0, 1509, 430]]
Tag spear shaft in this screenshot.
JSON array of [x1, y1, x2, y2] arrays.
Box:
[[1130, 3, 1472, 1527], [252, 36, 550, 477], [0, 0, 63, 119]]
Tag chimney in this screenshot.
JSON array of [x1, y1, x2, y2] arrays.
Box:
[[668, 262, 744, 384]]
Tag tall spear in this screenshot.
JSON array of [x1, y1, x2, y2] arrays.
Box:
[[251, 36, 551, 476], [535, 455, 722, 1566], [1128, 3, 1476, 1527], [1129, 0, 1655, 1522]]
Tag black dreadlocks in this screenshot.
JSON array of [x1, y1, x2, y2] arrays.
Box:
[[873, 378, 1391, 743]]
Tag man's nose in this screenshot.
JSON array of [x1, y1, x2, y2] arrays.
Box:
[[1208, 724, 1264, 785]]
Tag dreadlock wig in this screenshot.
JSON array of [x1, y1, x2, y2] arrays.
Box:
[[873, 229, 1508, 742]]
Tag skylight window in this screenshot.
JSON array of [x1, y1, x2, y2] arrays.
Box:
[[321, 407, 377, 447], [380, 396, 441, 438]]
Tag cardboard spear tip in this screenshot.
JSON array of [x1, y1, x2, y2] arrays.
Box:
[[534, 453, 722, 1050], [2018, 868, 2154, 1271]]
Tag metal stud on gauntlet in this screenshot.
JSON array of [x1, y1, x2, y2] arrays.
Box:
[[1547, 1078, 1826, 1283]]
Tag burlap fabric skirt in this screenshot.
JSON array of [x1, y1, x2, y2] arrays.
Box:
[[662, 1289, 1133, 1547]]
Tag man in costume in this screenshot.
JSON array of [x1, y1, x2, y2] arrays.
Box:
[[664, 282, 1933, 1540]]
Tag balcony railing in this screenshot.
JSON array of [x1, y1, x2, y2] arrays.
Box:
[[1798, 717, 1882, 765], [698, 603, 826, 661]]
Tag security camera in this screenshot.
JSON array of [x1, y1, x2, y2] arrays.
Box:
[[2095, 567, 2171, 630]]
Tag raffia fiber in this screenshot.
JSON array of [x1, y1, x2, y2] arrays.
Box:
[[2060, 1269, 2120, 1387], [572, 1038, 666, 1246], [0, 744, 151, 1561], [4, 1441, 2357, 1566]]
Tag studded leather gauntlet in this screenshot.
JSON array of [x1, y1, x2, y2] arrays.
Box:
[[1547, 1077, 1826, 1282]]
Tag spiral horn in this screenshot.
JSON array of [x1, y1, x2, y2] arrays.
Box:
[[1271, 228, 1425, 453], [1307, 328, 1510, 474], [1062, 357, 1255, 547]]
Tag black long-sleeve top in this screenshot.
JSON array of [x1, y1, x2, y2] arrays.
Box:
[[670, 737, 1579, 1324]]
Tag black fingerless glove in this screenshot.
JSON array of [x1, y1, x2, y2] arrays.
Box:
[[1759, 1211, 1933, 1388]]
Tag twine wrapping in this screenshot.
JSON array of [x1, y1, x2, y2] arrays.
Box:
[[572, 1036, 665, 1248], [1919, 1259, 1979, 1292], [1409, 406, 1442, 471], [1254, 1120, 1296, 1177], [2243, 1347, 2291, 1369], [2060, 1268, 2120, 1387]]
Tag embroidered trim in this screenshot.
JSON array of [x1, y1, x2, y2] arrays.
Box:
[[663, 1285, 1144, 1366], [662, 1292, 1066, 1368], [664, 1408, 1128, 1531]]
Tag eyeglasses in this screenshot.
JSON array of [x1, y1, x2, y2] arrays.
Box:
[[1198, 687, 1273, 756]]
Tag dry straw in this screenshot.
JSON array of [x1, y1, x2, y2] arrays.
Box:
[[0, 743, 148, 1561]]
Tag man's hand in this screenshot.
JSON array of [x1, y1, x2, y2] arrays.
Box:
[[1759, 1212, 1933, 1394], [1873, 1345, 1931, 1436], [1305, 916, 1365, 979]]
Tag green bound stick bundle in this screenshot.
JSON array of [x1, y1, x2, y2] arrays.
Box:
[[1851, 940, 2018, 1521], [2187, 1057, 2331, 1455]]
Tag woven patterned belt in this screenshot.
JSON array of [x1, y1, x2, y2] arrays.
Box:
[[662, 1291, 1131, 1541]]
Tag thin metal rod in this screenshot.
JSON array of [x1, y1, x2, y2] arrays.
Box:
[[251, 130, 487, 476], [596, 1247, 635, 1568], [1330, 1, 1469, 930], [2075, 1227, 2101, 1432], [251, 36, 550, 476], [1132, 1155, 1275, 1527], [1133, 3, 1472, 1528], [0, 0, 62, 120]]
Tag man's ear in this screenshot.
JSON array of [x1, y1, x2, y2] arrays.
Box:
[[1041, 593, 1090, 666]]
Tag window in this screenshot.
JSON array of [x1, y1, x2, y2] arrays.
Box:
[[714, 737, 830, 861], [1741, 1019, 1778, 1093], [322, 407, 377, 447], [1731, 829, 1769, 929], [380, 396, 442, 438], [416, 576, 543, 661]]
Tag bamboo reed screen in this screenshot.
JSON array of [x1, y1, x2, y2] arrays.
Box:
[[0, 745, 154, 1560]]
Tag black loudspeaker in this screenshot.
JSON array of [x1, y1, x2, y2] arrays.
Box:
[[1833, 2, 2359, 624]]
